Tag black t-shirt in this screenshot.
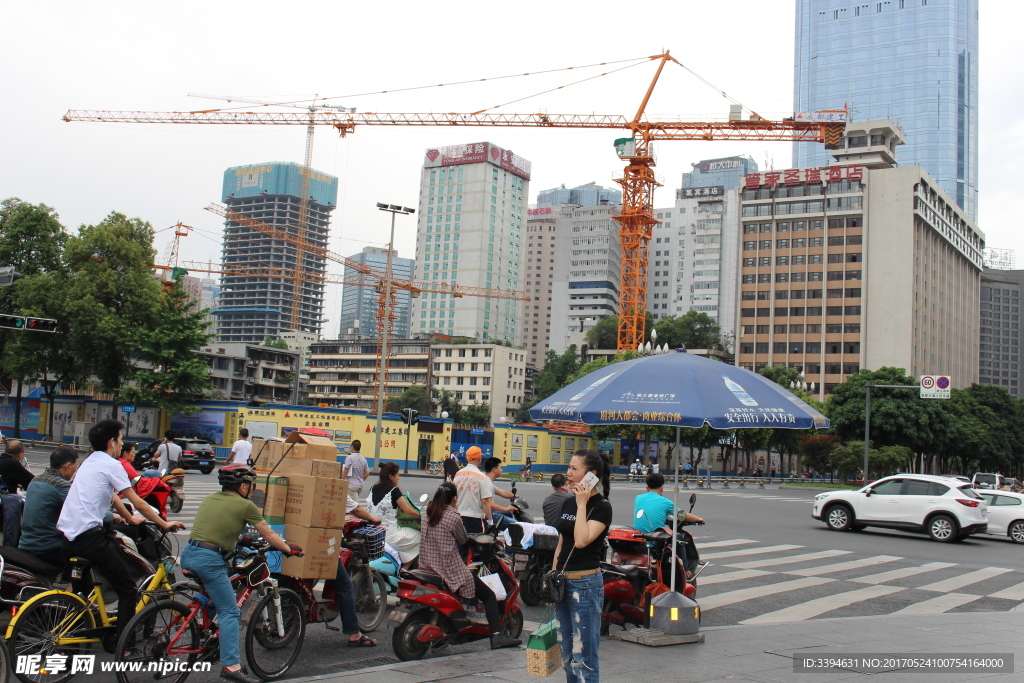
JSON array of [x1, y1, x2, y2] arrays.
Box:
[[369, 484, 402, 508], [555, 494, 613, 572]]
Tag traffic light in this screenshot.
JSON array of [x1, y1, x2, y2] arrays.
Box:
[[402, 408, 419, 426], [0, 267, 22, 287], [0, 315, 25, 330], [25, 317, 58, 333]]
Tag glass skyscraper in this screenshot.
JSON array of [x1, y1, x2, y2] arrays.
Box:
[[793, 0, 978, 220]]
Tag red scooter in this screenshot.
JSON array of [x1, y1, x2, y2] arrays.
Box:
[[601, 493, 709, 634], [389, 528, 524, 661]]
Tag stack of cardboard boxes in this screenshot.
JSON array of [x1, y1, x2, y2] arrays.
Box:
[[251, 432, 349, 579]]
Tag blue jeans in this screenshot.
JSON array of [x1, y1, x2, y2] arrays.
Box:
[[554, 571, 603, 683], [324, 561, 360, 635], [181, 544, 240, 667]]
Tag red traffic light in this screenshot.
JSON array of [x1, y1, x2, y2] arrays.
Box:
[[24, 317, 58, 333]]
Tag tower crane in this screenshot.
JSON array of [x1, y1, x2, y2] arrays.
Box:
[[67, 51, 845, 352]]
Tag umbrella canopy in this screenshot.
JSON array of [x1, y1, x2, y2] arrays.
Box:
[[529, 348, 828, 430], [297, 427, 332, 437]]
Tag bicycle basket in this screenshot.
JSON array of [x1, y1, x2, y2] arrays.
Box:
[[351, 526, 386, 561]]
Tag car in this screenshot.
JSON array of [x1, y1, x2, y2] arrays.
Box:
[[946, 475, 971, 484], [812, 474, 988, 543], [176, 438, 217, 474], [972, 472, 1005, 490], [977, 490, 1024, 543]]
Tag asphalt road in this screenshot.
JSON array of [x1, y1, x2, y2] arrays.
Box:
[[13, 446, 1024, 681]]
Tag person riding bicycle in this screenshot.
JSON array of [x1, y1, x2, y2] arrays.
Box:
[[183, 464, 299, 683], [57, 419, 184, 644]]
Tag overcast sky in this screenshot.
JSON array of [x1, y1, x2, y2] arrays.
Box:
[[2, 1, 1019, 338]]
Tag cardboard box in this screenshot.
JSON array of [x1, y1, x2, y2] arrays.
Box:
[[280, 525, 342, 580], [252, 440, 285, 471], [284, 431, 338, 462], [267, 456, 341, 479], [251, 474, 289, 525], [284, 474, 348, 528]]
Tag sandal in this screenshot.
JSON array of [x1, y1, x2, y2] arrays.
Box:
[[347, 634, 378, 647]]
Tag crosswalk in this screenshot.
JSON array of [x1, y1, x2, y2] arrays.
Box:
[[693, 537, 1024, 626], [168, 476, 221, 533]]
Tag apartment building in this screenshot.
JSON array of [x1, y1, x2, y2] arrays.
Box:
[[196, 343, 301, 403], [430, 343, 527, 424], [307, 335, 432, 410]]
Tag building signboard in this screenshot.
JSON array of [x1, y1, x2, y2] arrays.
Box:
[[677, 186, 725, 199], [795, 111, 848, 123], [528, 207, 553, 215], [697, 158, 743, 173], [492, 145, 532, 180], [743, 165, 864, 189], [423, 143, 532, 180]]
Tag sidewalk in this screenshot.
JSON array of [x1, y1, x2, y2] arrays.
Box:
[[294, 612, 1023, 682]]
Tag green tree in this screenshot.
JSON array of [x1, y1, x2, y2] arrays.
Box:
[[652, 311, 724, 351], [758, 364, 804, 389], [462, 403, 491, 427], [386, 385, 432, 415], [584, 312, 655, 350], [829, 441, 864, 481], [263, 337, 290, 349], [436, 389, 464, 423], [117, 274, 214, 415], [63, 212, 164, 406], [798, 434, 840, 473], [533, 347, 581, 400], [826, 367, 937, 453]]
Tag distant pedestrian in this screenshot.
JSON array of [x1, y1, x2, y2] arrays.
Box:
[[770, 465, 776, 480], [343, 440, 369, 501], [228, 428, 252, 466], [443, 452, 460, 482], [155, 431, 182, 472], [521, 457, 532, 482]]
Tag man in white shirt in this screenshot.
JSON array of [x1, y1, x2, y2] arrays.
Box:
[[229, 429, 253, 466], [453, 446, 493, 534], [155, 430, 183, 471], [342, 440, 369, 501], [58, 419, 183, 640]]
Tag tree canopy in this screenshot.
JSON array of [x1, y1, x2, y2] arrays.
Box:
[[386, 385, 432, 415]]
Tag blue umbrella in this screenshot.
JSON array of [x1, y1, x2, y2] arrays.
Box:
[[529, 348, 828, 430]]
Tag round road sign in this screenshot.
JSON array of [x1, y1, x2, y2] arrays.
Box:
[[921, 376, 935, 389], [936, 376, 950, 389]]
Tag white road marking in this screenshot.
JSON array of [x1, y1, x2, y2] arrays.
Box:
[[740, 585, 904, 624], [699, 577, 834, 610], [785, 555, 901, 577], [915, 567, 1015, 593], [697, 539, 758, 548], [893, 592, 980, 614], [702, 544, 804, 560], [723, 550, 852, 569], [848, 562, 956, 585], [989, 582, 1024, 601]]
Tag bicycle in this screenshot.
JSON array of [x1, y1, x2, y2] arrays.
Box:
[[114, 536, 305, 683], [6, 526, 180, 683], [425, 462, 443, 476]]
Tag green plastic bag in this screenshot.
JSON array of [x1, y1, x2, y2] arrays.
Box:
[[526, 607, 560, 677]]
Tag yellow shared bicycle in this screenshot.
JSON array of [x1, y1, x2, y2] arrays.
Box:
[[6, 528, 181, 683]]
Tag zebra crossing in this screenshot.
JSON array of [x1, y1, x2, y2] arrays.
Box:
[[694, 537, 1024, 626], [168, 476, 221, 532]]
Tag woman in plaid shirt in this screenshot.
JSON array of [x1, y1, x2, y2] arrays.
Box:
[[419, 482, 521, 650]]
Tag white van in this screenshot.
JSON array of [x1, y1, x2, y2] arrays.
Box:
[[973, 472, 1005, 489]]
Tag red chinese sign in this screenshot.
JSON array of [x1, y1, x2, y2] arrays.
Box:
[[425, 143, 488, 167], [528, 207, 553, 216], [744, 165, 864, 189]]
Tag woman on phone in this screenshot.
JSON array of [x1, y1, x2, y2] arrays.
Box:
[[551, 449, 612, 682]]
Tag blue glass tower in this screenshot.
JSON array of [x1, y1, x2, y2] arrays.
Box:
[[793, 0, 978, 220]]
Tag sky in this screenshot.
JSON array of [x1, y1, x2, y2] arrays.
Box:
[[2, 1, 1021, 338]]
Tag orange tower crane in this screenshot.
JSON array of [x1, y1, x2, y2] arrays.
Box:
[[66, 52, 845, 351]]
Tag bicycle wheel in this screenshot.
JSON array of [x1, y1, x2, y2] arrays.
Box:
[[352, 569, 388, 632], [115, 599, 201, 683], [0, 636, 11, 683], [8, 592, 96, 683], [244, 588, 305, 680]]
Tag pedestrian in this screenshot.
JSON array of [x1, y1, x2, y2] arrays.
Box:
[[453, 446, 492, 535], [521, 457, 532, 483], [0, 440, 34, 493], [342, 439, 369, 501], [155, 430, 182, 472], [443, 451, 460, 482], [683, 461, 692, 476], [228, 428, 252, 466], [770, 465, 776, 480]]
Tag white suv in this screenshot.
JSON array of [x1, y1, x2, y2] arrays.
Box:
[[812, 474, 988, 543]]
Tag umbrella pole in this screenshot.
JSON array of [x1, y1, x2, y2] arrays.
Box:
[[671, 426, 680, 592]]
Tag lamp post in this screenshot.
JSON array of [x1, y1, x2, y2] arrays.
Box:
[[373, 203, 415, 469]]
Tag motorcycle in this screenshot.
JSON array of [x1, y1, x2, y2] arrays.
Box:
[[274, 519, 389, 633], [370, 493, 429, 595], [491, 482, 534, 531], [389, 526, 524, 661], [601, 493, 709, 634], [506, 530, 557, 607]]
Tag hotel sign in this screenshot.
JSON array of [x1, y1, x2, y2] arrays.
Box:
[[677, 186, 725, 199]]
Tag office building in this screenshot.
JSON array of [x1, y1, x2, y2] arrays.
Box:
[[979, 270, 1023, 397], [535, 182, 621, 210], [196, 343, 301, 403], [681, 156, 758, 192], [793, 0, 978, 219], [339, 246, 414, 337], [307, 334, 432, 409], [431, 343, 527, 424], [736, 121, 983, 397], [550, 205, 622, 354], [413, 143, 530, 344], [524, 212, 558, 368], [214, 162, 338, 342]]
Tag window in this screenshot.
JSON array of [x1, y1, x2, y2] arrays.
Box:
[[760, 240, 772, 250], [776, 273, 789, 282], [756, 325, 770, 334], [743, 224, 757, 234], [791, 272, 806, 282], [760, 257, 771, 266], [846, 288, 861, 297], [757, 308, 770, 317], [844, 324, 861, 333], [828, 254, 844, 264], [744, 258, 756, 266], [742, 275, 755, 284], [790, 307, 805, 316], [825, 363, 842, 374], [793, 255, 806, 265], [846, 253, 863, 263], [843, 362, 860, 374], [808, 289, 822, 299], [807, 306, 823, 316], [810, 238, 823, 247], [773, 342, 787, 354], [827, 289, 843, 299], [826, 306, 843, 316], [788, 342, 804, 353], [741, 308, 755, 317], [758, 274, 771, 283], [828, 270, 845, 280], [845, 306, 862, 315], [791, 290, 806, 300], [775, 307, 788, 317], [759, 223, 773, 232], [847, 135, 868, 148], [827, 324, 842, 333], [828, 237, 845, 246], [775, 290, 789, 300], [806, 342, 821, 353], [845, 341, 861, 353], [742, 291, 757, 300], [740, 343, 754, 354], [809, 272, 823, 281], [777, 256, 789, 266], [777, 240, 789, 249], [774, 324, 788, 333], [846, 234, 863, 245], [846, 270, 862, 280], [756, 343, 769, 354], [743, 241, 757, 251]]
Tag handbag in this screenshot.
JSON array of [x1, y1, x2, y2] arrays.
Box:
[[526, 606, 561, 678], [538, 506, 592, 604], [396, 492, 421, 531]]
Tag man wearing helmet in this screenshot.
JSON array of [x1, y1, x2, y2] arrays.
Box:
[[183, 463, 298, 683]]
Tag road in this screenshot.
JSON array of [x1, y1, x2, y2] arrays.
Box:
[[15, 446, 1024, 680]]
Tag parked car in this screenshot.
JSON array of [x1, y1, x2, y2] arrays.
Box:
[[812, 474, 988, 543], [976, 490, 1024, 543], [972, 472, 1005, 490]]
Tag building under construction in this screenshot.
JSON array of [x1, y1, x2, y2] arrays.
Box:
[[213, 162, 338, 342]]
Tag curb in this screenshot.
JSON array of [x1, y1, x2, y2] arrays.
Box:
[[779, 483, 848, 491]]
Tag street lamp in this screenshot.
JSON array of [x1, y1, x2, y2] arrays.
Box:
[[373, 203, 415, 469]]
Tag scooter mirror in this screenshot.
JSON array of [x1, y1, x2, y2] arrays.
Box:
[[419, 493, 429, 503], [636, 509, 646, 520], [473, 534, 495, 545], [689, 492, 697, 508]]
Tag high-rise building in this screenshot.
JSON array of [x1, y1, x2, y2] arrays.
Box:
[[979, 270, 1023, 397], [793, 0, 978, 219], [549, 205, 622, 354], [524, 213, 558, 369], [535, 182, 621, 209], [339, 247, 414, 337], [413, 143, 530, 344], [736, 121, 983, 397], [681, 156, 758, 192], [214, 162, 338, 342]]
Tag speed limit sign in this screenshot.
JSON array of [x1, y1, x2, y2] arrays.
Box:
[[920, 375, 950, 399], [921, 376, 934, 390]]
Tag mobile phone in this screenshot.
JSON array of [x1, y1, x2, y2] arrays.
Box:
[[580, 471, 600, 493]]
